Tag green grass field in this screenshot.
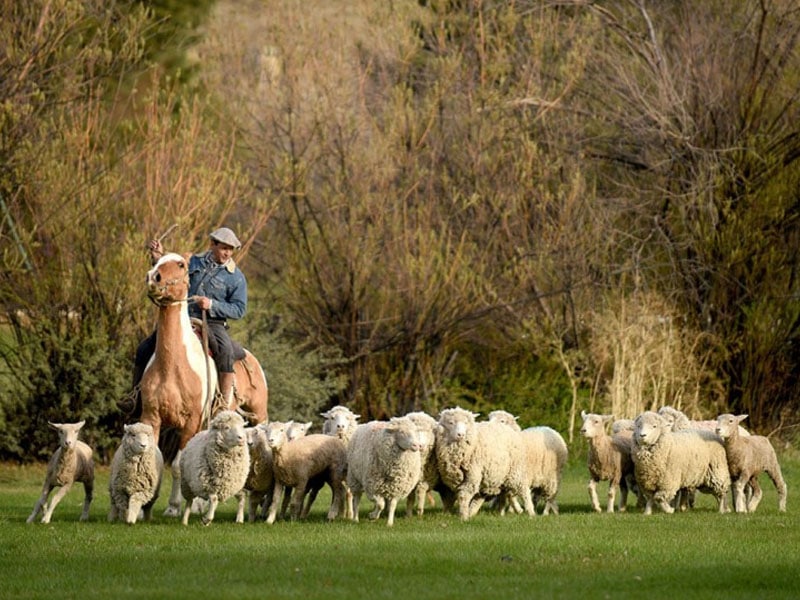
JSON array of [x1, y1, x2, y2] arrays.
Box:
[[1, 456, 798, 599]]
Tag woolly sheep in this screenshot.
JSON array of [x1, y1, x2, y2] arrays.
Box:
[[632, 411, 730, 515], [404, 411, 446, 516], [265, 421, 347, 523], [347, 417, 422, 526], [715, 414, 787, 513], [244, 424, 275, 522], [520, 426, 568, 515], [108, 422, 163, 524], [27, 420, 94, 524], [580, 411, 635, 513], [435, 407, 534, 520], [179, 410, 250, 526]]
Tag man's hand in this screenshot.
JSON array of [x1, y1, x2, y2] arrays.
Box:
[[194, 296, 212, 311]]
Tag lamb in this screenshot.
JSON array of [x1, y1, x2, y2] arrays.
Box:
[[659, 405, 750, 437], [179, 410, 250, 526], [715, 413, 787, 513], [435, 407, 534, 520], [108, 422, 163, 524], [27, 420, 94, 524], [243, 424, 274, 522], [631, 411, 730, 514], [264, 421, 347, 523], [580, 411, 635, 513], [347, 417, 422, 526]]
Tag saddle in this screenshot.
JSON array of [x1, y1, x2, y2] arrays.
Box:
[[190, 317, 247, 361]]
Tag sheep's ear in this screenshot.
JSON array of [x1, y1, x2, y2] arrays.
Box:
[[737, 414, 749, 423], [603, 414, 614, 422], [303, 421, 312, 429], [48, 422, 60, 430], [76, 420, 85, 429], [353, 415, 361, 422], [580, 410, 587, 419], [124, 424, 132, 433]]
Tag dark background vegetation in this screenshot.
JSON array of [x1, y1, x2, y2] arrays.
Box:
[[1, 0, 799, 462]]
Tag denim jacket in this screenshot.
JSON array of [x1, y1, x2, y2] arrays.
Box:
[[188, 252, 247, 322]]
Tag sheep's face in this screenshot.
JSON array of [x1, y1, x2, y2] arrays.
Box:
[[580, 413, 611, 439], [124, 423, 154, 455], [438, 408, 476, 443], [715, 414, 747, 440], [322, 408, 358, 439], [49, 420, 85, 450], [487, 410, 521, 431], [633, 412, 665, 447], [388, 418, 421, 452], [210, 412, 247, 450], [286, 421, 312, 441], [265, 422, 287, 450], [245, 427, 265, 451]]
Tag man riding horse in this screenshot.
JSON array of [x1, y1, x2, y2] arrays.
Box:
[[123, 226, 249, 415]]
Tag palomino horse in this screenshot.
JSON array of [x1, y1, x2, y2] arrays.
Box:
[[141, 252, 268, 516]]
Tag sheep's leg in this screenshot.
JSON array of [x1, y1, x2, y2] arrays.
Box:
[[80, 479, 93, 522], [369, 496, 386, 520], [266, 482, 284, 524], [588, 479, 601, 513], [767, 467, 787, 512], [468, 496, 486, 518], [457, 489, 475, 520], [108, 502, 118, 523], [202, 494, 219, 526], [41, 482, 73, 523], [732, 479, 749, 513], [301, 484, 321, 518], [606, 481, 618, 514], [289, 482, 308, 520], [618, 479, 629, 512], [746, 477, 763, 513], [279, 486, 293, 519], [234, 491, 246, 523], [351, 490, 362, 522], [126, 499, 143, 525], [386, 498, 399, 527], [27, 485, 52, 524], [163, 454, 183, 518], [142, 496, 156, 522], [326, 481, 341, 521], [519, 488, 536, 517]]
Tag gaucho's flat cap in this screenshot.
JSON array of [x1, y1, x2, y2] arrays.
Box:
[[209, 227, 241, 249]]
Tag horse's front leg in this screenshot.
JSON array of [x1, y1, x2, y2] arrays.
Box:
[[163, 451, 183, 517]]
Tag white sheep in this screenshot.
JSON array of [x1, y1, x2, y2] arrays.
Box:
[[243, 424, 274, 522], [715, 413, 787, 513], [276, 419, 315, 520], [27, 420, 94, 524], [580, 411, 635, 513], [264, 421, 347, 523], [404, 411, 444, 516], [321, 405, 360, 443], [435, 407, 534, 520], [179, 410, 250, 526], [108, 422, 163, 524], [347, 417, 422, 526], [631, 411, 730, 515], [520, 426, 568, 515]]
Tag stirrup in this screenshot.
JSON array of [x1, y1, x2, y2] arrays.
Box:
[[117, 384, 140, 416]]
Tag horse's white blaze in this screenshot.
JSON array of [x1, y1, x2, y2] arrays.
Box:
[[181, 308, 216, 412]]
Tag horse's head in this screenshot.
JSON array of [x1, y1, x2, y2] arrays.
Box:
[[147, 253, 191, 306]]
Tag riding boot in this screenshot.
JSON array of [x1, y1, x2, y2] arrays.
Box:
[[218, 371, 235, 410]]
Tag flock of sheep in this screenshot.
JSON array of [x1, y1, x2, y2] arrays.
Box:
[[25, 404, 788, 526]]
